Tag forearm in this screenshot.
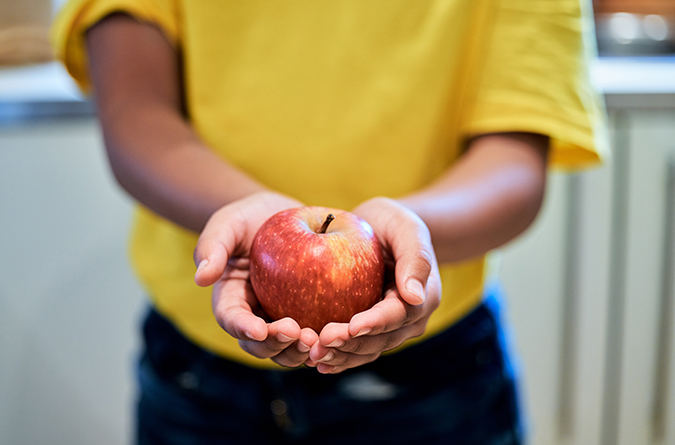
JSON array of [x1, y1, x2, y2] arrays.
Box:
[[87, 13, 266, 233], [398, 132, 549, 264], [99, 100, 266, 232]]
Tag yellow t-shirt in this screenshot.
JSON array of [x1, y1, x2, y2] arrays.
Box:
[[52, 0, 607, 369]]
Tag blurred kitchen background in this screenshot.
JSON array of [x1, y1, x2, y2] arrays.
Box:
[[1, 0, 674, 444]]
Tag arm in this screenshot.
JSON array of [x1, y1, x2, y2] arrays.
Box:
[[400, 132, 549, 263], [87, 14, 314, 365], [309, 133, 549, 373], [86, 13, 266, 232]]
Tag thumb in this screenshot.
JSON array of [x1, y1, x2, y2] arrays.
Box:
[[194, 238, 231, 287], [193, 208, 242, 287], [384, 206, 435, 306], [353, 197, 436, 306], [395, 248, 434, 306]]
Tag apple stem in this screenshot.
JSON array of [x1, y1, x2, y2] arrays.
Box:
[[318, 214, 335, 234]]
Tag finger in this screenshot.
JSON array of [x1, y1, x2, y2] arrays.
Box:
[[391, 231, 434, 306], [270, 327, 318, 368], [317, 322, 350, 348], [194, 207, 245, 287], [316, 356, 383, 375], [321, 319, 425, 357], [355, 198, 435, 306], [313, 323, 426, 374], [212, 277, 268, 341], [270, 345, 308, 368], [314, 349, 380, 374], [216, 305, 268, 342], [239, 318, 301, 360], [387, 205, 435, 306], [300, 327, 320, 367], [346, 288, 424, 338], [310, 325, 346, 365], [298, 327, 319, 353]]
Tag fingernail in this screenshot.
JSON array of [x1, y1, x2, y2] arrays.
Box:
[[317, 351, 334, 363], [318, 364, 335, 374], [327, 339, 344, 348], [405, 278, 425, 304], [276, 333, 294, 343], [354, 327, 371, 338], [298, 341, 310, 353], [196, 259, 209, 272]]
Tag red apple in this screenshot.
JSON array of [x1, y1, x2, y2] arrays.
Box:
[[249, 206, 385, 333]]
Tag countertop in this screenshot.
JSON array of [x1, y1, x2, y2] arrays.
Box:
[[593, 56, 675, 109], [1, 56, 674, 122], [0, 62, 91, 123]]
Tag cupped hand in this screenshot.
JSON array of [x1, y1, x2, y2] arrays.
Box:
[[193, 192, 319, 367], [308, 197, 442, 374]]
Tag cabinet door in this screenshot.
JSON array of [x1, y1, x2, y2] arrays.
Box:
[[498, 172, 576, 445], [565, 158, 614, 445], [495, 109, 675, 445], [500, 163, 616, 445], [614, 111, 675, 445]]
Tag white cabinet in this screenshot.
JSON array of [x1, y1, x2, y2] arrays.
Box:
[[0, 118, 144, 445], [612, 110, 675, 445], [499, 105, 675, 445]]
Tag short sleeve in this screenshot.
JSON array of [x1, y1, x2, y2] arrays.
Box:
[[464, 0, 609, 169], [50, 0, 180, 93]]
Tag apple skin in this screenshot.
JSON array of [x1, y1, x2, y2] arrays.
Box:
[[249, 206, 385, 333]]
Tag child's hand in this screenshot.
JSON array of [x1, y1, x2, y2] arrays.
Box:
[[309, 197, 442, 374], [193, 192, 319, 368]]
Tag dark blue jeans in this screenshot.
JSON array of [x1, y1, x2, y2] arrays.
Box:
[[135, 288, 524, 444]]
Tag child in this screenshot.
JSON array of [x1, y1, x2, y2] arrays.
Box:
[[52, 1, 606, 443]]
